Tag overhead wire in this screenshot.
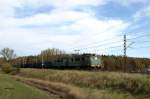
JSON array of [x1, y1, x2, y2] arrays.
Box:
[[69, 20, 150, 55], [125, 21, 150, 35], [69, 22, 127, 50], [70, 35, 122, 49], [74, 40, 123, 51]]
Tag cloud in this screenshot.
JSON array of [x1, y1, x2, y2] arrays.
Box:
[[0, 0, 130, 56], [111, 0, 148, 6], [28, 0, 106, 8], [0, 0, 21, 17], [133, 5, 150, 20]]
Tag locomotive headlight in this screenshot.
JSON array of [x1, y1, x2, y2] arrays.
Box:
[[94, 57, 98, 60]]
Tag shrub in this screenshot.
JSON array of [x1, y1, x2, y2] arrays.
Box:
[[1, 63, 13, 73], [1, 63, 20, 74]]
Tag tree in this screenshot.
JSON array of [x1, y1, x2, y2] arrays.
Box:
[[41, 48, 66, 61], [0, 48, 16, 62]]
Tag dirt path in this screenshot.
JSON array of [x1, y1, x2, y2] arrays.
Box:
[[12, 76, 87, 99], [23, 80, 63, 99], [0, 74, 58, 99]]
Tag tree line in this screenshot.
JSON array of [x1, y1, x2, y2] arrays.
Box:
[[102, 55, 150, 72], [0, 47, 150, 73]]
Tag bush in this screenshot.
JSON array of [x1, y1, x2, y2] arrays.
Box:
[[1, 63, 13, 73], [1, 63, 20, 74]]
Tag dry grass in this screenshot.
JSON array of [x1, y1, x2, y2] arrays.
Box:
[[13, 76, 88, 99], [13, 76, 139, 99], [18, 68, 150, 98]]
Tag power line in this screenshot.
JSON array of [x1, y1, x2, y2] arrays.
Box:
[[78, 45, 122, 55], [86, 45, 122, 51], [125, 22, 150, 35], [69, 23, 126, 50], [73, 23, 124, 44], [130, 45, 150, 49], [74, 40, 122, 51], [133, 40, 150, 44], [70, 34, 123, 50], [83, 46, 122, 55], [127, 33, 150, 41], [73, 34, 131, 57], [71, 31, 150, 53], [70, 22, 150, 56], [69, 23, 149, 50]]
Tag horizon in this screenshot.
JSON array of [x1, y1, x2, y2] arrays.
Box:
[[0, 0, 150, 57]]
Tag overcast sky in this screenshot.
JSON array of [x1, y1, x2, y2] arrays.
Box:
[[0, 0, 150, 57]]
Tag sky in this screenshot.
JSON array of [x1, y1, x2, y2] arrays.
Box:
[[0, 0, 150, 57]]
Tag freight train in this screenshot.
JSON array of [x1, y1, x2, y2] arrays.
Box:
[[21, 54, 103, 69]]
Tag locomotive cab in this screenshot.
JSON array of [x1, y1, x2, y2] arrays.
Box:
[[82, 54, 102, 68], [90, 55, 102, 68]]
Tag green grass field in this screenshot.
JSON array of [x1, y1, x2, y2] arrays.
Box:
[[0, 74, 58, 99], [18, 68, 150, 99]]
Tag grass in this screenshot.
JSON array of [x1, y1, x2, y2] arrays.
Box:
[[13, 75, 138, 99], [0, 74, 58, 99], [19, 68, 150, 99]]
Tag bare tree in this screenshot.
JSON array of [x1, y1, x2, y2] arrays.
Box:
[[0, 48, 16, 61], [41, 48, 66, 61]]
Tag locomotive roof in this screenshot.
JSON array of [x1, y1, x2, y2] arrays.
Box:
[[69, 53, 97, 57]]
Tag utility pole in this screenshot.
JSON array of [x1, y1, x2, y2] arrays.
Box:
[[24, 57, 26, 67], [124, 34, 127, 72], [35, 55, 38, 66], [41, 54, 44, 69], [22, 57, 24, 68]]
